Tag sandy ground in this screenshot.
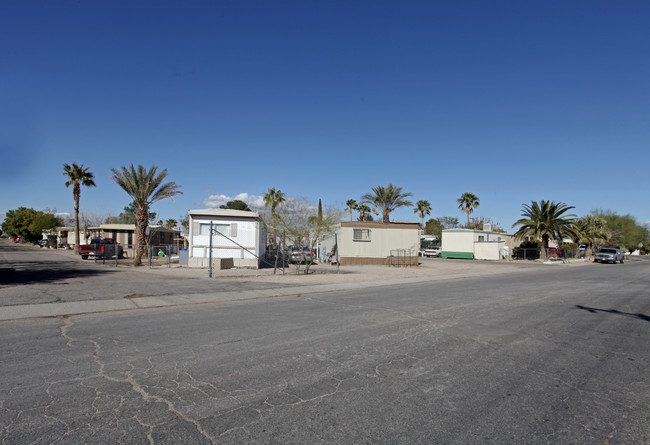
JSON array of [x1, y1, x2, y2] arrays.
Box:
[[138, 256, 592, 285]]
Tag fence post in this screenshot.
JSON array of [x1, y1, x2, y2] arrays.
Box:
[[167, 245, 171, 268]]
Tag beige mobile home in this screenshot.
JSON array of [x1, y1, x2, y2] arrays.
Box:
[[334, 221, 420, 265]]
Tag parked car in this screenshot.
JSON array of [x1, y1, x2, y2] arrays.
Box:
[[287, 245, 313, 264], [79, 238, 124, 260], [13, 237, 21, 243], [547, 247, 563, 257], [36, 240, 48, 248], [423, 246, 442, 258], [594, 248, 624, 264]]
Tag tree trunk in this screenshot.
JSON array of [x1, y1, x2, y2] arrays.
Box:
[[73, 184, 80, 254], [541, 235, 549, 260], [134, 207, 148, 266]]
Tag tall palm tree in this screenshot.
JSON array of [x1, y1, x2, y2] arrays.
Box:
[[263, 187, 286, 219], [457, 192, 479, 227], [361, 184, 413, 223], [164, 218, 178, 230], [111, 165, 182, 266], [345, 199, 358, 221], [414, 200, 432, 229], [512, 200, 579, 259], [63, 163, 96, 254]]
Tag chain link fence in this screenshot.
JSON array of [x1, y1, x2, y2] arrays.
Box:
[[509, 247, 585, 261], [83, 244, 182, 268]]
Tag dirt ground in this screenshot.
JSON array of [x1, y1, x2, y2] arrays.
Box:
[[139, 256, 592, 285]]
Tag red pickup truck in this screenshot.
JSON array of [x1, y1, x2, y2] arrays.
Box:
[[79, 238, 124, 260]]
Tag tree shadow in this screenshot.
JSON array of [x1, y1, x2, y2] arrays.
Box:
[[0, 261, 117, 285], [576, 305, 650, 322]]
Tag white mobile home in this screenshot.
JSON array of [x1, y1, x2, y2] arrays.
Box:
[[441, 228, 515, 260], [188, 209, 266, 269]]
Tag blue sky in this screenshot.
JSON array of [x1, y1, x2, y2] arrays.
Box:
[[2, 1, 649, 230]]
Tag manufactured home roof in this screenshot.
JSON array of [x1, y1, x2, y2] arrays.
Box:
[[340, 221, 419, 229], [189, 209, 259, 218], [442, 228, 513, 236]]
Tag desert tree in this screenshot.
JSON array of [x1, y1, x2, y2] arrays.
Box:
[[273, 198, 341, 274]]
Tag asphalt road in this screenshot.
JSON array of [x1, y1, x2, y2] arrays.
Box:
[[0, 242, 306, 306], [0, 247, 648, 443]]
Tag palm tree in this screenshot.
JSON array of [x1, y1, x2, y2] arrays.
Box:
[[357, 204, 371, 221], [414, 200, 431, 229], [457, 192, 479, 227], [263, 187, 286, 219], [164, 218, 178, 230], [345, 199, 358, 221], [361, 184, 413, 223], [63, 163, 96, 254], [111, 165, 182, 266], [512, 200, 579, 259], [574, 215, 609, 256]]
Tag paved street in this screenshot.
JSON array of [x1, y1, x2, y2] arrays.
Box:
[[0, 242, 648, 443]]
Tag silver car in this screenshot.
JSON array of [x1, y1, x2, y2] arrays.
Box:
[[423, 246, 442, 257], [287, 246, 313, 264], [594, 248, 625, 264]]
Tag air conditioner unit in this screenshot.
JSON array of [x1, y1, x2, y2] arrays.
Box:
[[483, 223, 494, 232]]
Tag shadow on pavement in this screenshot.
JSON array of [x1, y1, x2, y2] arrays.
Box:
[[576, 305, 650, 322], [0, 261, 116, 285]]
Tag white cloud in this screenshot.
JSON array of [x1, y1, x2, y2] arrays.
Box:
[[200, 192, 265, 210]]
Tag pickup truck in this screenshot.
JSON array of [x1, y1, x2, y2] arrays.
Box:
[[594, 248, 624, 264], [79, 238, 124, 260]]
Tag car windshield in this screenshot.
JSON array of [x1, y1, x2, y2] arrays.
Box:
[[599, 249, 616, 253]]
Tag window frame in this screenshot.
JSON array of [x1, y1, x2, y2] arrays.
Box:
[[352, 228, 371, 242]]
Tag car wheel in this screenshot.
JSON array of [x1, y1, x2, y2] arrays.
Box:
[[620, 259, 624, 263], [81, 255, 88, 260]]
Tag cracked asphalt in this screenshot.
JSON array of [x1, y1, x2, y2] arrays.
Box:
[[1, 242, 648, 443]]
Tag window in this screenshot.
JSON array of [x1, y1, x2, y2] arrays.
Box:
[[199, 223, 231, 237], [478, 235, 485, 242], [353, 228, 371, 241]]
